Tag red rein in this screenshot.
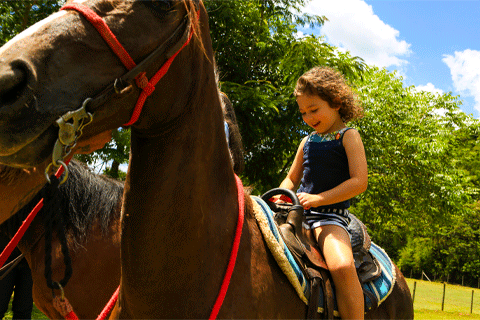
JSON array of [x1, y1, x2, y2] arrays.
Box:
[[209, 175, 245, 320]]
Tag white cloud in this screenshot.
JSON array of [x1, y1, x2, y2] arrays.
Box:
[[295, 30, 306, 39], [415, 83, 444, 95], [443, 49, 480, 115], [302, 0, 411, 68]]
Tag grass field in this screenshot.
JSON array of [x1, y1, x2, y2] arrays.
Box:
[[3, 278, 480, 319], [407, 278, 480, 320]]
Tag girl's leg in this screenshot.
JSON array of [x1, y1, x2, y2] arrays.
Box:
[[315, 225, 364, 320]]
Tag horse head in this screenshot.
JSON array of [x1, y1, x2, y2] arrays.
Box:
[[0, 0, 209, 169]]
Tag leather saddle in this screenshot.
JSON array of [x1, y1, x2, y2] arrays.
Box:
[[267, 200, 382, 318]]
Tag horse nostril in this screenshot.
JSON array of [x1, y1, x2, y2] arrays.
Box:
[[0, 68, 25, 103], [0, 60, 35, 109]]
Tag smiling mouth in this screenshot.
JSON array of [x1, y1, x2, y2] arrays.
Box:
[[312, 121, 321, 128]]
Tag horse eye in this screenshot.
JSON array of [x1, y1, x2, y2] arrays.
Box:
[[141, 0, 173, 14], [154, 0, 172, 11]]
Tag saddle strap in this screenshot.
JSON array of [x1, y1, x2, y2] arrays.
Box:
[[362, 287, 379, 312], [308, 277, 321, 320], [321, 269, 336, 319], [306, 268, 322, 320], [306, 268, 335, 320]]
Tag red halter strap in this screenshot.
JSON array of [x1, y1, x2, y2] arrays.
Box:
[[60, 3, 197, 126]]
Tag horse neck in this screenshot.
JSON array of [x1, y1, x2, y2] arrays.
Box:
[[0, 165, 47, 225], [120, 43, 241, 316], [125, 76, 238, 246]]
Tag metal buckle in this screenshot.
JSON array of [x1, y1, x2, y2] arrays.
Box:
[[46, 99, 94, 184], [45, 160, 69, 185]]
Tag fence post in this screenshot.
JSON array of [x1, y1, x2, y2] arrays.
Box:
[[422, 271, 431, 282], [412, 281, 417, 304], [441, 283, 446, 311], [471, 290, 474, 314]]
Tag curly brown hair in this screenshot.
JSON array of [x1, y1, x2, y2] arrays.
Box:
[[294, 67, 363, 123]]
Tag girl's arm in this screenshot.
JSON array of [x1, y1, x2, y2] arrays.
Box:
[[279, 136, 307, 191], [297, 129, 368, 209]]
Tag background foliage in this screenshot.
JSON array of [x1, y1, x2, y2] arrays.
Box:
[[1, 0, 479, 284]]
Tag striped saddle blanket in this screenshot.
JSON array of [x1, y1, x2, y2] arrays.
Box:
[[251, 196, 396, 315]]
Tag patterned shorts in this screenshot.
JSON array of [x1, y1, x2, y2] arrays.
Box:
[[303, 208, 351, 235]]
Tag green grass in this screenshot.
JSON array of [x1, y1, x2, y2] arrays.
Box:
[[407, 278, 480, 319], [3, 278, 480, 319], [31, 304, 48, 320], [3, 295, 47, 320]]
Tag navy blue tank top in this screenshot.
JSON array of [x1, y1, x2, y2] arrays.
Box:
[[297, 128, 353, 211]]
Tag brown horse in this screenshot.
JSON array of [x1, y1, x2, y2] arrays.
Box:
[[0, 91, 243, 319], [0, 0, 412, 318], [0, 159, 123, 319]]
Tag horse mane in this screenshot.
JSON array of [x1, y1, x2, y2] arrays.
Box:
[[0, 159, 124, 248], [220, 92, 245, 175], [184, 0, 205, 55]]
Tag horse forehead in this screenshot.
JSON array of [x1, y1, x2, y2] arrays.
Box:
[[0, 0, 106, 56]]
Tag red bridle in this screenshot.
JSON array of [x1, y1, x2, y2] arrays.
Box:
[[60, 2, 198, 126]]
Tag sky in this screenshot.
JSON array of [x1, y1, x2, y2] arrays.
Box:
[[299, 0, 480, 119]]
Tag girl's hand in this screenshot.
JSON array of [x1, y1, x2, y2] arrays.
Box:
[[297, 192, 322, 210]]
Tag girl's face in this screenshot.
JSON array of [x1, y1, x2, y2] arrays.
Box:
[[297, 94, 344, 134]]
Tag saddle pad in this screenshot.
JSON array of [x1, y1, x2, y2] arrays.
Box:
[[363, 242, 396, 307], [252, 196, 396, 315], [317, 242, 396, 315], [251, 196, 310, 304]]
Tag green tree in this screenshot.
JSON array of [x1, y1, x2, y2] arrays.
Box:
[[0, 0, 64, 46], [448, 121, 480, 202], [399, 206, 480, 284], [352, 66, 478, 258], [205, 0, 366, 191], [75, 129, 130, 180]]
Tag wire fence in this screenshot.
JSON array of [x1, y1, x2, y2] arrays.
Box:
[[406, 278, 480, 315]]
